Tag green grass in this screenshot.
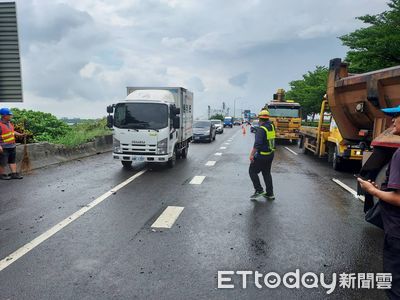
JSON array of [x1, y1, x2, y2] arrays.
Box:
[[52, 119, 111, 147]]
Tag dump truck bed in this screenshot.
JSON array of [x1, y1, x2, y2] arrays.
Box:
[[327, 58, 400, 147]]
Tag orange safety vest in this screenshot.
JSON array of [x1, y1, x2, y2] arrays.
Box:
[[0, 121, 16, 145]]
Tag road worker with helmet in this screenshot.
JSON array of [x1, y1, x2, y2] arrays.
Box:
[[0, 108, 24, 180], [248, 109, 276, 200]]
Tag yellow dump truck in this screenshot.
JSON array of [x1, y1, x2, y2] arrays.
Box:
[[299, 98, 363, 170], [327, 58, 400, 189], [266, 89, 302, 143]]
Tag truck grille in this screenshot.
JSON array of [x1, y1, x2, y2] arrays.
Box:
[[121, 144, 156, 154], [122, 151, 157, 155]]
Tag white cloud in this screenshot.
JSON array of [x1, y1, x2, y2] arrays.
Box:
[[12, 0, 390, 118], [161, 37, 187, 48], [79, 62, 101, 79]]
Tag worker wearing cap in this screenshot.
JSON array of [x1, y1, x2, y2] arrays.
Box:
[[0, 108, 23, 180], [358, 105, 400, 299], [249, 109, 276, 200]]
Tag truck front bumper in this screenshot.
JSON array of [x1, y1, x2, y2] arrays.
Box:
[[113, 153, 170, 162], [342, 149, 363, 160]]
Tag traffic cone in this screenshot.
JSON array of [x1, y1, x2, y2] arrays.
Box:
[[242, 126, 246, 135]]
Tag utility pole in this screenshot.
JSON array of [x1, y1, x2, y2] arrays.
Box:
[[233, 99, 236, 118]]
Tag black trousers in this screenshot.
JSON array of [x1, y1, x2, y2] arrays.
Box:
[[384, 234, 400, 299], [249, 153, 274, 196], [0, 146, 16, 167]]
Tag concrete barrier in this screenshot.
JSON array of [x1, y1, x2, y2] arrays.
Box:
[[15, 134, 113, 170]]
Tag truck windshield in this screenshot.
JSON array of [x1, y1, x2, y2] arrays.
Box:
[[267, 106, 300, 118], [114, 103, 168, 130]]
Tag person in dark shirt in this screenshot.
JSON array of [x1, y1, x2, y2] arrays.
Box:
[[248, 109, 276, 200], [358, 105, 400, 299]]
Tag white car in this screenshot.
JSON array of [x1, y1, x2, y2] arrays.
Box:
[[210, 119, 224, 134]]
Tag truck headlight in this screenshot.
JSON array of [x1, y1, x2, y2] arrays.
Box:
[[113, 138, 122, 153], [157, 138, 168, 155]]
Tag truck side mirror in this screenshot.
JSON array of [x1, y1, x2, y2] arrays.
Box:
[[173, 116, 180, 129], [107, 115, 114, 128], [170, 105, 180, 117], [107, 105, 114, 113]]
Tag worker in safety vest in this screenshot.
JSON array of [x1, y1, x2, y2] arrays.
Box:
[[0, 108, 24, 180], [249, 109, 275, 200]]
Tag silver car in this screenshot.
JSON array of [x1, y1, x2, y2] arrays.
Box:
[[210, 119, 224, 134]]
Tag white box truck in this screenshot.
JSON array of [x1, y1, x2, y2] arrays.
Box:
[[107, 87, 193, 168]]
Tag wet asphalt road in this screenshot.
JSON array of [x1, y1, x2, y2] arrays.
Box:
[[0, 126, 386, 299]]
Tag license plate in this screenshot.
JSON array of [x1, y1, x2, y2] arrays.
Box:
[[133, 156, 145, 161], [195, 137, 200, 140]]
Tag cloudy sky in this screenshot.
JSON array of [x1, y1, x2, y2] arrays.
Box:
[[7, 0, 389, 118]]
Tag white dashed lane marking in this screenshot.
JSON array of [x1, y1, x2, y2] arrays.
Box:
[[332, 178, 365, 202], [205, 161, 216, 166], [284, 147, 298, 156], [220, 147, 227, 150], [0, 169, 147, 272], [190, 176, 206, 185], [151, 206, 184, 229], [215, 153, 222, 156]]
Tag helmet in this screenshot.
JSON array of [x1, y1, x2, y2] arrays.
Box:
[[0, 108, 12, 116], [258, 109, 270, 119], [382, 105, 400, 117]]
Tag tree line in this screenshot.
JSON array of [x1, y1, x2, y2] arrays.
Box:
[[285, 0, 400, 120]]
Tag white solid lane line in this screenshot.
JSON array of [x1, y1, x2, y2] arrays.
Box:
[[332, 178, 365, 202], [0, 169, 147, 272], [215, 153, 222, 156], [284, 147, 298, 156], [151, 206, 184, 229], [190, 176, 206, 185], [205, 161, 216, 166]]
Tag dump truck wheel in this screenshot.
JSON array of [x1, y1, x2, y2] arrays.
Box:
[[299, 136, 304, 149], [332, 147, 342, 171], [301, 137, 309, 154]]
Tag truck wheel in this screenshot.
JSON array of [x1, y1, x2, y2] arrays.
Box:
[[181, 145, 189, 159], [167, 149, 177, 168], [332, 146, 342, 171], [327, 145, 334, 163], [299, 136, 304, 149], [301, 137, 309, 154], [121, 161, 132, 169]]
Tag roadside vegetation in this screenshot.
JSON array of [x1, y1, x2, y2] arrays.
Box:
[[11, 108, 110, 147], [286, 0, 400, 121], [209, 114, 224, 121]]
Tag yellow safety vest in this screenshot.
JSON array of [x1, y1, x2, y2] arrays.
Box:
[[0, 122, 15, 145], [259, 125, 276, 155]]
